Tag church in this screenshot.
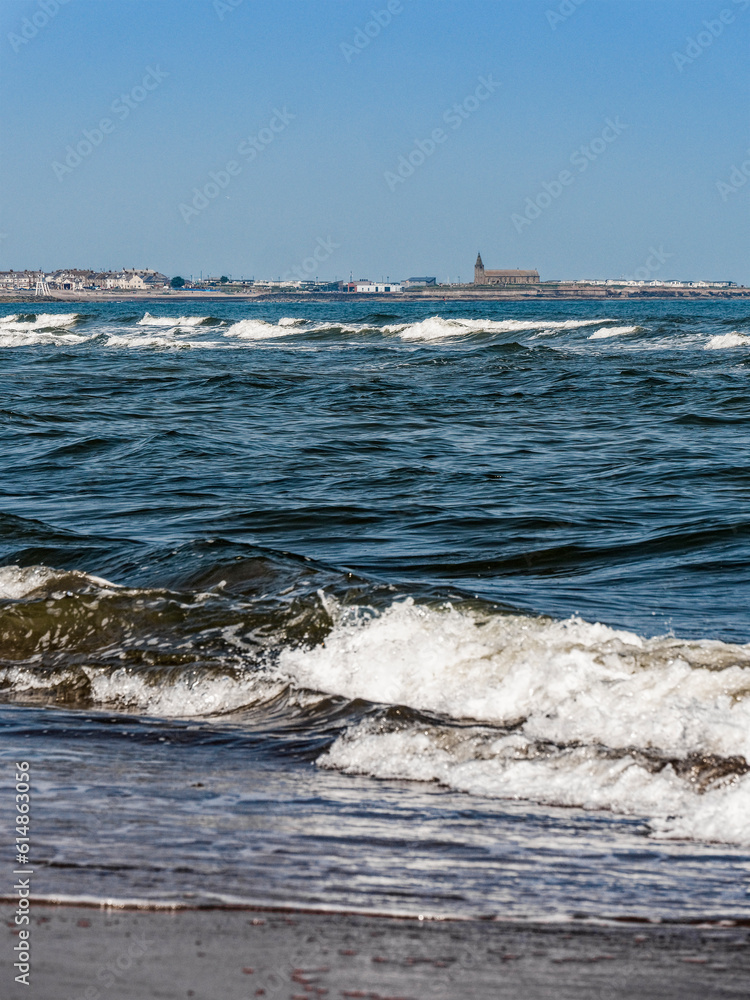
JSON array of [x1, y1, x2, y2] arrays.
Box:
[[474, 253, 539, 285]]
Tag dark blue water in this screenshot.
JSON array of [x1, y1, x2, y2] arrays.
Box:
[[1, 299, 749, 919]]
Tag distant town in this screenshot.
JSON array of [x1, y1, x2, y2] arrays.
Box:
[[0, 257, 746, 300]]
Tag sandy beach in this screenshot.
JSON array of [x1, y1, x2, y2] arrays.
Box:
[[4, 902, 749, 1000]]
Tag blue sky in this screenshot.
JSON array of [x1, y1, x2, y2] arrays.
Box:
[[1, 0, 748, 282]]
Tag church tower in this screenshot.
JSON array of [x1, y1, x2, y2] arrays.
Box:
[[474, 252, 485, 285]]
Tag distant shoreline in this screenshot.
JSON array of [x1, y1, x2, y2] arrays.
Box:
[[2, 286, 749, 304]]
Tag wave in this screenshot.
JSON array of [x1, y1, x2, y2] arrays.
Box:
[[0, 564, 117, 600], [321, 720, 750, 846], [0, 312, 88, 346], [103, 333, 223, 349], [588, 325, 642, 339], [137, 312, 222, 328], [2, 560, 749, 846], [223, 318, 301, 339], [276, 598, 750, 845], [0, 312, 81, 330], [385, 316, 610, 342], [705, 332, 750, 350]]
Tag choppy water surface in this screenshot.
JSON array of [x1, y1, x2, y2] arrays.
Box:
[[1, 299, 750, 919]]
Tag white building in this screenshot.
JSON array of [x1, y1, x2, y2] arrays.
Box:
[[355, 282, 402, 293]]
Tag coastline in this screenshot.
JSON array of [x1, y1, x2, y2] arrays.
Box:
[[4, 902, 749, 1000], [2, 287, 749, 304]]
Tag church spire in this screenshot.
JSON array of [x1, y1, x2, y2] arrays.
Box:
[[474, 252, 485, 285]]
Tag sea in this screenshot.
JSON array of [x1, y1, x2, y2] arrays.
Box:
[[1, 298, 750, 923]]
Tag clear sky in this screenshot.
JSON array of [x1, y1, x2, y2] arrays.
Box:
[[1, 0, 748, 282]]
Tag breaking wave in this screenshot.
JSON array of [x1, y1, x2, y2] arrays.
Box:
[[2, 561, 749, 846], [588, 325, 642, 339], [137, 313, 224, 328], [0, 312, 87, 346], [385, 316, 609, 341], [282, 598, 750, 846], [224, 318, 302, 339], [705, 331, 750, 350]]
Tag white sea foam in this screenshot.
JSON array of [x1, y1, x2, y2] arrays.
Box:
[[588, 325, 641, 339], [0, 312, 89, 346], [277, 599, 750, 757], [382, 316, 609, 341], [274, 598, 750, 844], [705, 332, 750, 350], [321, 722, 750, 845], [223, 319, 299, 340], [104, 333, 219, 349], [0, 659, 314, 720], [0, 312, 81, 330], [0, 565, 118, 599], [137, 313, 210, 327], [86, 666, 286, 717]]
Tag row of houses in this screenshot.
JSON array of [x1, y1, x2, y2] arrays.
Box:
[[0, 268, 170, 291], [248, 277, 438, 293], [569, 279, 737, 288]]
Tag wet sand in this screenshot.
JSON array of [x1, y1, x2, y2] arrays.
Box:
[[3, 903, 749, 1000]]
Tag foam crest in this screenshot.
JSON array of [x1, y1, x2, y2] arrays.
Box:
[[0, 312, 88, 346], [87, 665, 285, 716], [389, 317, 609, 341], [0, 312, 81, 331], [223, 319, 297, 340], [137, 313, 209, 327], [104, 333, 216, 349], [0, 564, 118, 599], [588, 325, 641, 339], [705, 332, 750, 350], [281, 598, 750, 843], [0, 660, 287, 717], [278, 600, 750, 757]]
